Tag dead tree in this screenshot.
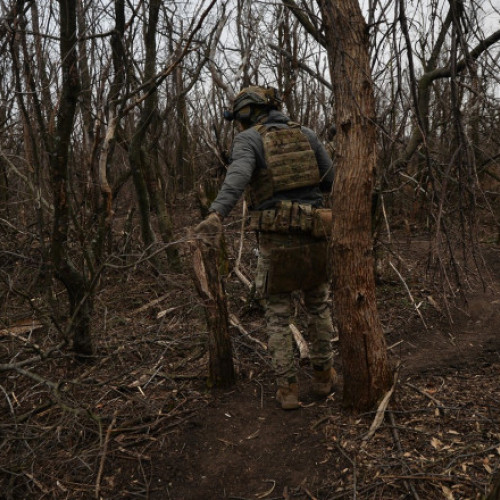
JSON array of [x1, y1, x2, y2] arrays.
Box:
[[191, 239, 235, 388]]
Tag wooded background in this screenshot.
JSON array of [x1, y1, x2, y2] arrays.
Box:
[[1, 0, 499, 354], [1, 1, 500, 497]]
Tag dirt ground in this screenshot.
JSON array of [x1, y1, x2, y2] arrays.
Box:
[[150, 244, 500, 500], [1, 208, 500, 499]]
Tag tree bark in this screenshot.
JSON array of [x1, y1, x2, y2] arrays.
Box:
[[317, 0, 393, 411], [191, 241, 235, 388], [50, 0, 93, 356]]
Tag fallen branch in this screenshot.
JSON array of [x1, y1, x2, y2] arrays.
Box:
[[129, 293, 170, 316], [362, 366, 400, 441], [333, 441, 357, 500], [405, 382, 445, 409], [388, 411, 421, 500], [229, 314, 267, 350], [0, 320, 44, 337], [95, 411, 117, 499], [289, 323, 309, 360]]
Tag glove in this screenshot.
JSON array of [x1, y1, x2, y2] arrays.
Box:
[[193, 212, 223, 246]]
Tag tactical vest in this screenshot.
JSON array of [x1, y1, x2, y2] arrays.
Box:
[[245, 122, 320, 207]]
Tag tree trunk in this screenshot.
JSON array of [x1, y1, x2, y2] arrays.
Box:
[[0, 156, 8, 212], [191, 241, 235, 388], [318, 0, 393, 411], [50, 0, 93, 356], [175, 66, 192, 192], [127, 0, 161, 255]]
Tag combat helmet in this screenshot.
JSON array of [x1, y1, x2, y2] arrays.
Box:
[[224, 85, 282, 122]]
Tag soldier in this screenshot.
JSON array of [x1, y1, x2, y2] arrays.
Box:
[[194, 85, 337, 410]]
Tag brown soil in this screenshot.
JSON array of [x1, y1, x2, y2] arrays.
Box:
[[2, 212, 500, 500]]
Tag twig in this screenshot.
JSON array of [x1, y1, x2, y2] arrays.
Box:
[[334, 441, 357, 500], [381, 474, 473, 484], [445, 441, 500, 471], [387, 340, 404, 351], [380, 193, 392, 243], [362, 366, 400, 441], [389, 261, 428, 330], [405, 382, 445, 409], [302, 485, 318, 500], [311, 414, 333, 430], [129, 293, 170, 316], [388, 411, 421, 500], [95, 411, 117, 499], [233, 202, 252, 289], [229, 314, 267, 350]]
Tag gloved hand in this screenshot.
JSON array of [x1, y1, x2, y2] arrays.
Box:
[[193, 212, 223, 246]]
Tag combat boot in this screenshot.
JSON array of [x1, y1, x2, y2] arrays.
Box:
[[276, 383, 299, 410], [312, 367, 337, 397]]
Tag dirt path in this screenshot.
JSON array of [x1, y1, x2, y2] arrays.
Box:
[[148, 247, 500, 499]]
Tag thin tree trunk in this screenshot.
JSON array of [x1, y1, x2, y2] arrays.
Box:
[[318, 0, 393, 411], [175, 66, 191, 192], [50, 0, 93, 356], [128, 0, 160, 253], [0, 156, 8, 211]]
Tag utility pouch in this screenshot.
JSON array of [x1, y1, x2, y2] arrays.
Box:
[[290, 202, 301, 231], [260, 210, 276, 232], [248, 211, 261, 231], [274, 200, 292, 233], [312, 209, 332, 239], [299, 204, 313, 233], [267, 240, 328, 293]]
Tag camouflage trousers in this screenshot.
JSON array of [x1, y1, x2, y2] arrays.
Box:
[[255, 232, 334, 387]]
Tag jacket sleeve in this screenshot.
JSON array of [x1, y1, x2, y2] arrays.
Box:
[[302, 127, 334, 192], [209, 131, 259, 218]]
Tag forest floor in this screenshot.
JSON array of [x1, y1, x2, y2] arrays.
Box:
[[1, 198, 500, 499]]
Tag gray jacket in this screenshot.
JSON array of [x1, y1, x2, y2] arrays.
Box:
[[210, 110, 334, 218]]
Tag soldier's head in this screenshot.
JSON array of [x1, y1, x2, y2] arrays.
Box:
[[224, 85, 282, 129]]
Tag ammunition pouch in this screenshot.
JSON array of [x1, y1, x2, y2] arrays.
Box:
[[248, 202, 332, 239]]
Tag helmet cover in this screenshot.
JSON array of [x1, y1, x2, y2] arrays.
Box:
[[226, 86, 282, 121]]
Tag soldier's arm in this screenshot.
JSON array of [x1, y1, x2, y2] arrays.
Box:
[[209, 132, 258, 218]]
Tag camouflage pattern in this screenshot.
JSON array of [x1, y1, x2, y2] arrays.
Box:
[[232, 86, 282, 115], [209, 110, 334, 218], [247, 202, 332, 239], [247, 124, 320, 206], [256, 232, 334, 386]]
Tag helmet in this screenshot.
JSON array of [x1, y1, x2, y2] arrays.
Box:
[[224, 86, 282, 121]]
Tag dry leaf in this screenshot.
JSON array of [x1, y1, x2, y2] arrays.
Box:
[[431, 437, 443, 450], [441, 485, 454, 499], [484, 459, 493, 474]]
